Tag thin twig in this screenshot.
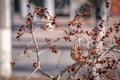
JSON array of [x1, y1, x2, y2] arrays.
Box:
[[31, 28, 40, 66], [38, 68, 54, 79], [99, 45, 120, 59], [54, 62, 80, 80], [73, 65, 82, 80], [32, 20, 55, 24], [26, 66, 39, 80], [26, 21, 41, 80]]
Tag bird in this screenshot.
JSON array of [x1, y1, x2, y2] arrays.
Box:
[[70, 46, 84, 62]]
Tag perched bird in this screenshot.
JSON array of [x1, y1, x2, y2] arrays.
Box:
[[70, 46, 84, 62]]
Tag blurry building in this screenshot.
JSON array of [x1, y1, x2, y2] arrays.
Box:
[[13, 0, 120, 18], [12, 0, 120, 28], [13, 0, 70, 18]]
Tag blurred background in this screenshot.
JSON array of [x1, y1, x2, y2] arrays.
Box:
[[0, 0, 120, 79]]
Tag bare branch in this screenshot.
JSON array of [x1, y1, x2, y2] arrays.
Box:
[[38, 68, 54, 79], [26, 66, 39, 80], [99, 45, 120, 59]]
